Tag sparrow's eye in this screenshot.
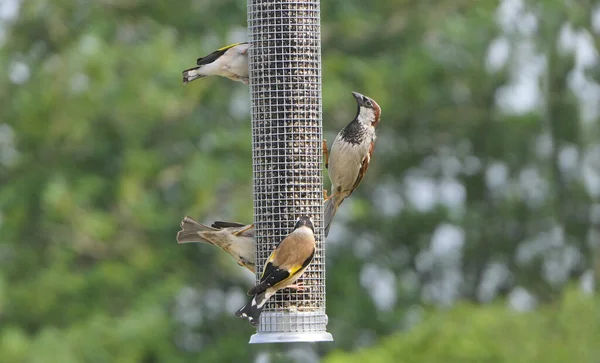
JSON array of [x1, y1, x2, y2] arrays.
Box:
[[363, 97, 372, 107]]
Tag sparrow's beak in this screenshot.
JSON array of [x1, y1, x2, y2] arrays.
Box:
[[352, 91, 365, 104]]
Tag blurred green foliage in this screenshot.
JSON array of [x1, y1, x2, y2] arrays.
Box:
[[0, 0, 599, 361], [326, 288, 600, 363]]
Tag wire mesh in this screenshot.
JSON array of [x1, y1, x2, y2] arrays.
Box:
[[247, 0, 331, 341]]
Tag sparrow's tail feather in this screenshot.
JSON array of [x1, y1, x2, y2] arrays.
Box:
[[176, 216, 215, 244], [235, 292, 267, 327], [182, 66, 206, 84], [324, 194, 341, 238]]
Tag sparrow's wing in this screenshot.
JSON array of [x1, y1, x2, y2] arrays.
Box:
[[211, 221, 246, 229], [352, 140, 375, 192], [323, 139, 330, 169], [196, 43, 247, 66], [211, 221, 254, 238]]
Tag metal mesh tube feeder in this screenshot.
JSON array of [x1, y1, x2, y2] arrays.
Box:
[[247, 0, 333, 344]]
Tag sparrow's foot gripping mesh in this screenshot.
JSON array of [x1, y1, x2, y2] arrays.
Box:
[[247, 0, 332, 343]]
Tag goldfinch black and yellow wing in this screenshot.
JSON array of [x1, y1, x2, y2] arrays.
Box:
[[196, 42, 248, 66], [247, 232, 315, 295]]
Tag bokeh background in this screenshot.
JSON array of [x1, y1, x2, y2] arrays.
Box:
[[1, 0, 600, 362]]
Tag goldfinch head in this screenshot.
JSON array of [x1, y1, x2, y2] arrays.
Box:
[[294, 215, 314, 233]]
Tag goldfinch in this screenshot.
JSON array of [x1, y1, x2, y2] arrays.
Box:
[[176, 216, 255, 273], [235, 216, 316, 327], [323, 91, 382, 237], [182, 42, 250, 84]]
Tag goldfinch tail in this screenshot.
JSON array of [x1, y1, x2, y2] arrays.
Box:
[[235, 292, 267, 327], [176, 216, 215, 244], [324, 194, 341, 238], [182, 66, 206, 84]]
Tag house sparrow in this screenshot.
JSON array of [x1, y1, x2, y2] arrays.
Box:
[[235, 216, 316, 327], [323, 91, 381, 237], [176, 216, 255, 273], [182, 42, 250, 84]]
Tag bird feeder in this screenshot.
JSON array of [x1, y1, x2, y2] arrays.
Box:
[[247, 0, 333, 344]]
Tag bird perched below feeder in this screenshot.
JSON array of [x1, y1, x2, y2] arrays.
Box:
[[235, 216, 316, 327], [323, 91, 382, 237], [176, 216, 256, 273], [182, 42, 250, 84]]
